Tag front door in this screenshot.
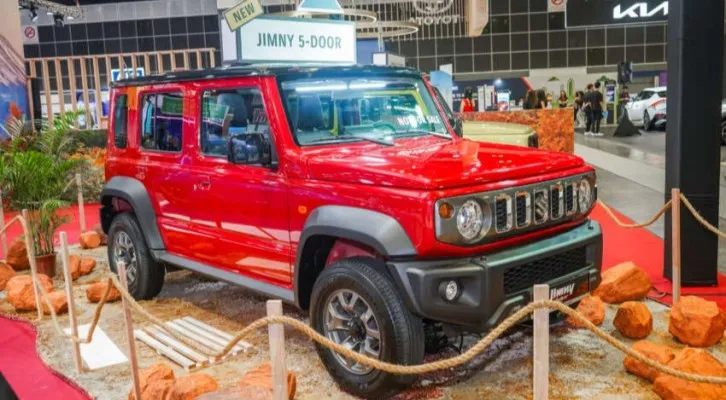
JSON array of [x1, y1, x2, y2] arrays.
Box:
[[195, 81, 293, 284]]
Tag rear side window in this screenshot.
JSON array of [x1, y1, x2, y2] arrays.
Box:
[[113, 95, 128, 149], [140, 92, 184, 152], [200, 87, 271, 157]]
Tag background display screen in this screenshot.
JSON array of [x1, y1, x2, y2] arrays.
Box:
[[566, 0, 668, 28]]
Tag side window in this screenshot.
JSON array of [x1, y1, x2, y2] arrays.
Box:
[[140, 92, 183, 152], [200, 87, 271, 157], [113, 95, 128, 149]]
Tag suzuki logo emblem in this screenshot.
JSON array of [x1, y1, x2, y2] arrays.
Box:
[[613, 2, 668, 20]]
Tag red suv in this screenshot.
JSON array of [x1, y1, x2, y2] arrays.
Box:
[[102, 65, 602, 398]]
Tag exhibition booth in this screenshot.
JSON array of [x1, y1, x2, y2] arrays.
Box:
[[1, 0, 726, 400]]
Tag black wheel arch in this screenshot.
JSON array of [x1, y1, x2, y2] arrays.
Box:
[[100, 176, 166, 252], [294, 206, 417, 309]]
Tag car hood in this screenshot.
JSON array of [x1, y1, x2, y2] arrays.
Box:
[[304, 137, 585, 190], [463, 121, 534, 136]]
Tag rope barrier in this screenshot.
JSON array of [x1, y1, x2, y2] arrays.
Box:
[[28, 270, 726, 385], [679, 194, 726, 239], [596, 199, 671, 229]]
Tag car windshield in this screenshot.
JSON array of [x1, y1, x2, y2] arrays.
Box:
[[278, 76, 450, 146]]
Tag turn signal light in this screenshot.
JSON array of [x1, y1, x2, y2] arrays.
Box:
[[438, 202, 454, 219]]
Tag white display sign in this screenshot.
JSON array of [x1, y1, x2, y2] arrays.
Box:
[[548, 0, 566, 13], [238, 17, 356, 64], [22, 25, 38, 45]]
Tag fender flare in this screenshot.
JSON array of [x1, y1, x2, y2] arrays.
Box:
[[100, 176, 165, 251], [294, 205, 417, 305]]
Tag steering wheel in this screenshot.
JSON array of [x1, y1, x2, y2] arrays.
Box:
[[373, 121, 397, 132]]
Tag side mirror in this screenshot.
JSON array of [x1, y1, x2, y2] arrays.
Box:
[[451, 118, 463, 137], [228, 133, 272, 165]]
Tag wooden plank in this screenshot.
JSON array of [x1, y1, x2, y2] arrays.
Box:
[[79, 58, 91, 127], [174, 319, 247, 353], [92, 57, 102, 129], [157, 53, 164, 74], [68, 59, 78, 127], [105, 55, 112, 88], [182, 317, 252, 350], [143, 54, 150, 76], [76, 173, 86, 232], [209, 49, 216, 67], [267, 300, 287, 400], [60, 232, 83, 374], [165, 321, 228, 354], [54, 59, 65, 119], [170, 52, 177, 71], [146, 326, 209, 364], [135, 330, 195, 371], [183, 51, 190, 70], [533, 285, 549, 400], [25, 77, 35, 124], [195, 51, 202, 70], [672, 188, 682, 304], [118, 262, 142, 400], [30, 59, 38, 78], [131, 54, 138, 77], [21, 210, 42, 319], [41, 60, 53, 123]]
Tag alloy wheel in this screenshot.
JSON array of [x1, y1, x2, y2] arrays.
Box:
[[643, 111, 651, 130], [721, 121, 726, 143], [113, 231, 138, 286], [323, 289, 382, 375]]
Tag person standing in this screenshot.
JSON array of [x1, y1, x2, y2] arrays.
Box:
[[618, 85, 631, 122], [558, 90, 568, 109], [536, 89, 548, 109], [525, 90, 538, 110], [574, 90, 585, 125], [589, 82, 604, 137], [460, 87, 475, 113], [584, 83, 594, 135]]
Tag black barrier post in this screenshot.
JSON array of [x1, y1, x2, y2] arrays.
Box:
[[664, 0, 724, 286]]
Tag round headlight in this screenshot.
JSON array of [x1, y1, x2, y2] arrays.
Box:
[[578, 179, 592, 212], [456, 200, 484, 241]]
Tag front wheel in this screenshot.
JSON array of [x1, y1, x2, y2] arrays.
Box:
[[720, 120, 726, 145], [310, 258, 424, 399]]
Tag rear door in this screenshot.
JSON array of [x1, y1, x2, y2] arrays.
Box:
[[193, 77, 293, 284]]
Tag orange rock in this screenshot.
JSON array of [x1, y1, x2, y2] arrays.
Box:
[[79, 231, 101, 249], [140, 379, 174, 400], [80, 258, 96, 276], [6, 274, 53, 311], [614, 302, 653, 339], [0, 261, 16, 290], [592, 262, 652, 303], [92, 223, 108, 246], [41, 291, 68, 315], [653, 348, 726, 400], [169, 373, 218, 400], [129, 363, 175, 400], [239, 363, 296, 400], [669, 296, 726, 347], [566, 296, 605, 328], [6, 238, 29, 270], [69, 255, 82, 280], [624, 340, 675, 382], [86, 281, 121, 303]]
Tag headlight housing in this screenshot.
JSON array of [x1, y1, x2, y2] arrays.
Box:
[[435, 171, 596, 246]]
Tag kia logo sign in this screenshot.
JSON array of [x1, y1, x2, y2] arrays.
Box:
[[614, 2, 668, 20], [567, 0, 669, 28]]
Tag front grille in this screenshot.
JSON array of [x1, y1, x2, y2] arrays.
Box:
[[515, 193, 528, 227], [495, 198, 507, 232], [503, 247, 588, 295], [551, 186, 563, 219], [565, 184, 575, 214]]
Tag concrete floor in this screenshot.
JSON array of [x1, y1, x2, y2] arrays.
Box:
[[574, 127, 726, 275]]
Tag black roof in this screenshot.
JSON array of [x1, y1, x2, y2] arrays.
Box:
[[111, 64, 422, 88]]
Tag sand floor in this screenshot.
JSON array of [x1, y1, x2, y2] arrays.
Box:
[[2, 245, 725, 400]]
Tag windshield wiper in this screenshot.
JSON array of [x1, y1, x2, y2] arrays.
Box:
[[304, 135, 395, 146], [398, 129, 452, 141]]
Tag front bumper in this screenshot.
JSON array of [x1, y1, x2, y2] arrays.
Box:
[[387, 220, 602, 332]]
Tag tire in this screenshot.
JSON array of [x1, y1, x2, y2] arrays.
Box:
[[643, 110, 652, 131], [721, 120, 726, 145], [310, 258, 424, 399], [107, 212, 165, 300]]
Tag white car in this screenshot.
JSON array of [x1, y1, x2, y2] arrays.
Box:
[[626, 86, 667, 130]]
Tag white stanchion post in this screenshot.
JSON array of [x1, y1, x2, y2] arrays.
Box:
[[76, 173, 86, 233], [21, 209, 43, 320], [533, 284, 550, 400], [118, 261, 141, 400], [267, 300, 288, 400], [0, 189, 7, 257], [60, 232, 83, 374], [671, 188, 682, 304]]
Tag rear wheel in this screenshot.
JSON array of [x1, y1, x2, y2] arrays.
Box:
[[310, 258, 424, 399], [643, 110, 653, 131], [108, 212, 165, 300], [720, 120, 726, 145]]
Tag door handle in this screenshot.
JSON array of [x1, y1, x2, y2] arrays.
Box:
[[196, 175, 211, 191], [135, 167, 147, 180]]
